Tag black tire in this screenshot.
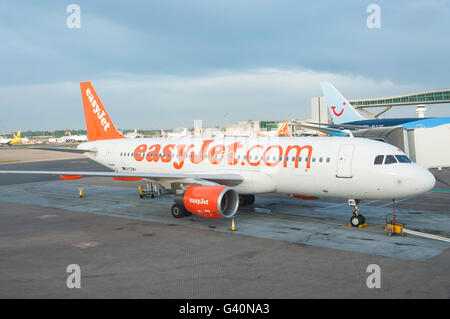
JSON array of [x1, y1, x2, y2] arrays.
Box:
[[350, 215, 360, 227], [359, 215, 366, 225], [171, 204, 187, 218]]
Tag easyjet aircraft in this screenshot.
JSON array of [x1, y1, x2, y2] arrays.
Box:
[[0, 82, 436, 227]]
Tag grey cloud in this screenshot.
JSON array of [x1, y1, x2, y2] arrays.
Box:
[[2, 68, 446, 132]]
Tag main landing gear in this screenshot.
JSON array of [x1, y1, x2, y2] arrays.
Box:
[[171, 203, 192, 218], [348, 199, 366, 227], [239, 194, 255, 206]]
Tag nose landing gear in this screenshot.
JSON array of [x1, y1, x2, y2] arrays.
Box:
[[348, 199, 366, 227]]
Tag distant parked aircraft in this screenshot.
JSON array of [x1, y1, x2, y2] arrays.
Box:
[[0, 131, 21, 146]]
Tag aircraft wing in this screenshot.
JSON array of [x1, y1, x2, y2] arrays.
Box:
[[30, 147, 96, 154], [305, 121, 370, 130], [0, 170, 244, 186], [296, 123, 349, 136]]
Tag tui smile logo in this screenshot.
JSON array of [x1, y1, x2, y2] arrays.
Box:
[[331, 101, 346, 117]]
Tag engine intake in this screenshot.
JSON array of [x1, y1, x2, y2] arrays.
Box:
[[175, 185, 239, 219]]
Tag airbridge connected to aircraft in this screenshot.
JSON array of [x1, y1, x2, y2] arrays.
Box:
[[349, 89, 450, 109]]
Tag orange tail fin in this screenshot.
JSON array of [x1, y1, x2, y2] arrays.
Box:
[[277, 121, 291, 137], [80, 82, 125, 141]]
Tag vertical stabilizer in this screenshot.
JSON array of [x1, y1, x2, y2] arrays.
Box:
[[80, 82, 125, 141], [320, 82, 365, 124]]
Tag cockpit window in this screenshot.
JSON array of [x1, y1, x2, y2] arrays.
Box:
[[384, 155, 397, 164], [395, 155, 412, 163], [374, 155, 384, 165]]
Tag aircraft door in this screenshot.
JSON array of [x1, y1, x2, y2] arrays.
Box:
[[106, 149, 116, 168], [336, 144, 354, 178]]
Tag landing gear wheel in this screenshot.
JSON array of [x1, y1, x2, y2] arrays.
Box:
[[350, 214, 365, 227], [171, 204, 188, 218], [348, 199, 365, 227], [350, 215, 361, 227], [359, 215, 365, 224]]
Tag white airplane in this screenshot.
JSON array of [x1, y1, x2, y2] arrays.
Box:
[[0, 82, 436, 227], [161, 127, 189, 138], [49, 130, 87, 143], [67, 131, 88, 142], [124, 128, 143, 139]]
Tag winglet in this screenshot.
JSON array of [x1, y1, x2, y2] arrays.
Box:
[[320, 82, 365, 124], [80, 82, 125, 141]]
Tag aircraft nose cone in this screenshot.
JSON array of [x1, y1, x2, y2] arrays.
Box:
[[404, 166, 436, 197], [421, 169, 436, 193]]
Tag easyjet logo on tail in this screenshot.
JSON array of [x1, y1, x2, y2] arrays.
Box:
[[80, 82, 125, 141], [86, 88, 111, 132]]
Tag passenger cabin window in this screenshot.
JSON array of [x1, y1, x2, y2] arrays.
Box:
[[374, 155, 384, 165], [384, 155, 397, 164], [395, 155, 412, 163]]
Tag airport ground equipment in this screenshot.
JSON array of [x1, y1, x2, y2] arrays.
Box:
[[386, 221, 450, 242], [385, 219, 405, 236], [385, 199, 404, 236], [384, 200, 450, 242], [138, 181, 160, 198], [231, 218, 237, 231]]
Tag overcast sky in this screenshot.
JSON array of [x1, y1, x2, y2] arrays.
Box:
[[1, 0, 450, 132]]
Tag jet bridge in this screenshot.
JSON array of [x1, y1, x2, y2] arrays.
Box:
[[353, 125, 450, 169], [353, 126, 409, 154]]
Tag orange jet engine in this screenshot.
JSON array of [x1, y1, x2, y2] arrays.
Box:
[[175, 185, 239, 219]]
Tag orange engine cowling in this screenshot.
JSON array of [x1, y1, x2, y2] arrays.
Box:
[[175, 185, 239, 219]]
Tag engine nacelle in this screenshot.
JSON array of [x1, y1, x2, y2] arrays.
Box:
[[175, 185, 239, 219]]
